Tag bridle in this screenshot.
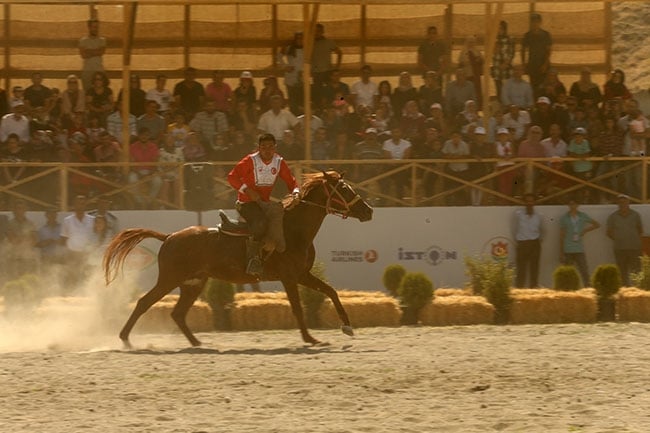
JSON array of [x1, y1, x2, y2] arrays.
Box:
[[301, 179, 362, 219]]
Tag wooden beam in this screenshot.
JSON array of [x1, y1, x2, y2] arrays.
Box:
[[121, 2, 137, 164], [271, 4, 278, 69], [360, 3, 366, 66], [3, 4, 10, 95], [183, 3, 190, 68], [302, 2, 319, 162]]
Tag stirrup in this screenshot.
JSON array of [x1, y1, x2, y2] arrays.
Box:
[[246, 257, 263, 276]]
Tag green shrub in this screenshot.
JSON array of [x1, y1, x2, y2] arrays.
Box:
[[382, 264, 407, 297], [465, 255, 513, 323], [299, 261, 328, 328], [631, 255, 650, 290], [592, 264, 622, 299], [398, 272, 434, 312], [552, 265, 582, 292], [201, 278, 235, 330]]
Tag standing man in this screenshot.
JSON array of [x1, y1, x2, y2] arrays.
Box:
[[79, 18, 106, 91], [607, 194, 643, 286], [350, 65, 379, 111], [513, 193, 544, 288], [227, 133, 300, 276], [61, 195, 96, 290], [5, 199, 38, 280], [36, 208, 66, 268], [559, 198, 600, 286], [417, 25, 449, 77], [311, 24, 342, 94], [173, 67, 205, 119], [521, 13, 552, 96]]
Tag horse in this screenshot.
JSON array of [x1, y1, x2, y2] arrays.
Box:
[[103, 170, 373, 348]]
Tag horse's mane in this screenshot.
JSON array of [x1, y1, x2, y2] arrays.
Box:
[[281, 170, 342, 209]]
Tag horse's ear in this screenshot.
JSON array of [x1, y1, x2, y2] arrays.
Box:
[[339, 171, 346, 179], [322, 170, 331, 181]]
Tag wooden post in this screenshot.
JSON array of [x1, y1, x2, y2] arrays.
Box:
[[3, 5, 9, 104], [360, 3, 367, 67], [302, 2, 320, 162], [271, 4, 278, 69], [482, 2, 503, 121], [121, 2, 137, 166], [604, 1, 612, 74], [443, 3, 453, 86], [183, 4, 190, 69]]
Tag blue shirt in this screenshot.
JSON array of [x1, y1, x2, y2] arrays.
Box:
[[560, 211, 595, 253]]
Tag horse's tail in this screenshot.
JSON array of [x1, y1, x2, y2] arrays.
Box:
[[103, 228, 168, 285]]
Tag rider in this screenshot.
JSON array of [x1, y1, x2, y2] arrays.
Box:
[[227, 133, 300, 276]]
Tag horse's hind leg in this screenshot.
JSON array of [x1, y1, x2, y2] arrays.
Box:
[[171, 281, 205, 347], [298, 272, 353, 336], [283, 280, 320, 345], [119, 282, 173, 348]]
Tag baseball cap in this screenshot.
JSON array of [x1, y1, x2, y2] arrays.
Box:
[[364, 127, 377, 134], [430, 103, 443, 110], [573, 127, 587, 135], [240, 71, 253, 79], [537, 96, 551, 104], [617, 193, 630, 200], [11, 99, 24, 108], [497, 127, 510, 135], [474, 126, 486, 135]]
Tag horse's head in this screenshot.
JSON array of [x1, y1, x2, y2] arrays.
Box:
[[299, 171, 373, 222]]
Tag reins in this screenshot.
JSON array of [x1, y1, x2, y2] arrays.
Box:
[[299, 179, 361, 219]]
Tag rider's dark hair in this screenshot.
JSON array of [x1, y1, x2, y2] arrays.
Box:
[[258, 133, 276, 145]]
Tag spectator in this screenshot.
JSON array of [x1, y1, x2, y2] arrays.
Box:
[[350, 65, 379, 111], [455, 99, 482, 135], [382, 126, 412, 200], [513, 193, 544, 288], [517, 125, 546, 194], [392, 72, 418, 120], [521, 13, 552, 94], [182, 132, 207, 163], [604, 69, 632, 102], [0, 85, 8, 119], [117, 74, 146, 117], [36, 209, 66, 267], [277, 31, 304, 115], [491, 21, 515, 101], [205, 70, 233, 114], [594, 117, 624, 199], [354, 127, 384, 185], [5, 199, 38, 280], [137, 100, 166, 145], [569, 67, 603, 108], [418, 71, 444, 115], [277, 129, 304, 161], [173, 67, 205, 119], [503, 104, 531, 142], [400, 100, 426, 150], [10, 85, 25, 107], [78, 18, 106, 90], [559, 198, 600, 286], [425, 102, 449, 139], [417, 25, 449, 76], [377, 80, 394, 119], [189, 100, 229, 154], [106, 105, 137, 144], [419, 128, 444, 198], [311, 127, 331, 167], [88, 197, 120, 240], [24, 72, 53, 115], [231, 99, 258, 139], [146, 74, 173, 114], [129, 127, 162, 209], [311, 23, 342, 90], [607, 194, 643, 286], [541, 123, 568, 158], [257, 95, 298, 142], [495, 127, 516, 202], [167, 111, 191, 149], [441, 130, 471, 205], [537, 69, 566, 103], [94, 130, 123, 183], [617, 99, 646, 199], [530, 96, 555, 137], [458, 36, 484, 108], [567, 127, 593, 201], [259, 76, 285, 114], [468, 126, 492, 206], [0, 100, 30, 144], [233, 71, 257, 113], [60, 195, 95, 290], [445, 69, 476, 118], [61, 74, 86, 125], [85, 71, 114, 127], [501, 64, 534, 110]]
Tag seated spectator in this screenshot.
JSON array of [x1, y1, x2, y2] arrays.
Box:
[[377, 80, 394, 119], [277, 129, 304, 161], [190, 100, 229, 154], [61, 74, 86, 124], [503, 104, 531, 143], [517, 125, 546, 194], [567, 127, 593, 201], [494, 127, 516, 202], [467, 126, 492, 205], [320, 69, 349, 110], [86, 71, 114, 127], [455, 99, 482, 135], [231, 99, 258, 139], [257, 95, 298, 142], [167, 111, 191, 149], [1, 134, 29, 193], [146, 74, 173, 114], [425, 103, 450, 139], [106, 106, 136, 144], [530, 96, 555, 137], [400, 100, 426, 150], [568, 105, 589, 136], [354, 127, 384, 183], [36, 208, 66, 267], [371, 103, 391, 136], [205, 70, 232, 113], [0, 100, 30, 143], [233, 71, 257, 113], [570, 67, 603, 108], [445, 69, 476, 118], [392, 72, 418, 119], [24, 72, 53, 116], [418, 70, 444, 114], [311, 127, 331, 168], [382, 125, 412, 200], [537, 69, 566, 103], [182, 132, 207, 162], [486, 107, 508, 144], [442, 130, 471, 205], [419, 128, 444, 198], [541, 123, 569, 195], [350, 65, 379, 111], [137, 100, 166, 145], [604, 69, 632, 102], [259, 76, 285, 114], [94, 130, 122, 183], [501, 64, 534, 110], [129, 127, 162, 209], [117, 74, 146, 117], [173, 67, 205, 119]]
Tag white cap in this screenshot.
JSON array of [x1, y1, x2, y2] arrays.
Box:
[[240, 71, 253, 79], [573, 127, 587, 135], [430, 103, 442, 110], [537, 96, 551, 104], [497, 127, 510, 135], [474, 126, 486, 135], [11, 98, 24, 108], [365, 127, 377, 134]]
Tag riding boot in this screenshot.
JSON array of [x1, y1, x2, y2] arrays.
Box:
[[245, 238, 264, 276]]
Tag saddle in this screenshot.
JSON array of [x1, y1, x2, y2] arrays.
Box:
[[217, 210, 250, 237]]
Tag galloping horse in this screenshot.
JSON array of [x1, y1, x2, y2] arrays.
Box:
[[103, 171, 373, 348]]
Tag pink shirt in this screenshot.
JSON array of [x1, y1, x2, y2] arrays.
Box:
[[205, 82, 233, 112], [130, 140, 160, 172]]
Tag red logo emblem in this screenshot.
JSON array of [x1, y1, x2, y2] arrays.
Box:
[[491, 241, 508, 261], [364, 250, 378, 263], [271, 167, 277, 175]]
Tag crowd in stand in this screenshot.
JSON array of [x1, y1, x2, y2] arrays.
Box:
[[0, 15, 649, 211]]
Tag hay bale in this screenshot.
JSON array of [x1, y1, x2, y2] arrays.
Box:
[[230, 298, 295, 330], [419, 295, 495, 326], [509, 288, 597, 324], [617, 287, 650, 322], [132, 295, 213, 333], [434, 288, 472, 297], [235, 292, 288, 301], [337, 290, 390, 299], [319, 295, 401, 328]]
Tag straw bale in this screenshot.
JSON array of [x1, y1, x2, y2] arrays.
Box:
[[419, 295, 494, 326], [337, 290, 388, 299], [235, 292, 288, 302], [617, 287, 650, 322], [230, 298, 295, 331], [509, 289, 597, 324], [132, 296, 213, 334], [434, 288, 472, 297], [319, 295, 401, 328]]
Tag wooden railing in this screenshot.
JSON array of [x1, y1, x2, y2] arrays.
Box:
[[0, 157, 646, 211]]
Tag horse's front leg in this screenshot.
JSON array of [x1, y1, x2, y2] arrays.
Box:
[[282, 280, 320, 345], [298, 272, 353, 337]]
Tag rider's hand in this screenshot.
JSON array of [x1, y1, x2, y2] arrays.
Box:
[[246, 188, 261, 202]]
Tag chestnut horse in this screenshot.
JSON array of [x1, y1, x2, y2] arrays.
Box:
[[103, 171, 373, 348]]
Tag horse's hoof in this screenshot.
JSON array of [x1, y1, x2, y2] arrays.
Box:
[[121, 339, 133, 350], [190, 340, 202, 347], [341, 325, 354, 336]]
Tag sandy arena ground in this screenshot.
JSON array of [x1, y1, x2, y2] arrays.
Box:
[[2, 324, 650, 433]]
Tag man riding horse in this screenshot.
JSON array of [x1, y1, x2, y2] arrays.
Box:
[[227, 132, 300, 276]]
